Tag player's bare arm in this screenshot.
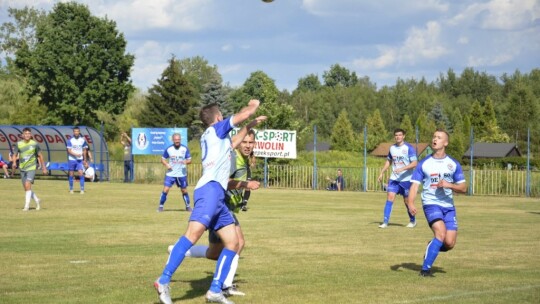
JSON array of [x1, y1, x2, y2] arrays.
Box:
[[377, 159, 391, 182], [231, 99, 260, 127], [406, 183, 419, 216], [438, 180, 467, 193], [232, 116, 267, 149], [228, 180, 260, 191]]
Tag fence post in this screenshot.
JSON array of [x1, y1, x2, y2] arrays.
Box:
[[313, 125, 317, 190], [363, 125, 367, 192], [468, 127, 474, 196], [526, 128, 531, 197]]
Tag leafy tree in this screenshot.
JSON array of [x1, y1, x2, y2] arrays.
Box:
[[14, 2, 134, 127], [140, 56, 198, 129], [366, 109, 387, 151], [481, 96, 510, 142], [469, 101, 485, 132], [0, 7, 46, 69], [416, 111, 437, 143], [296, 74, 321, 92], [322, 64, 359, 87], [116, 89, 147, 132], [400, 114, 415, 138], [331, 110, 356, 151]]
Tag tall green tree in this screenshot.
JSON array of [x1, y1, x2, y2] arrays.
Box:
[[0, 6, 46, 69], [322, 64, 359, 87], [14, 2, 134, 126], [429, 102, 452, 131], [296, 74, 321, 92], [331, 110, 356, 151], [400, 114, 414, 137], [366, 109, 387, 151], [140, 56, 198, 128]]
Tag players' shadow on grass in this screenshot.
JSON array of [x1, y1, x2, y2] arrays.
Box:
[[163, 272, 247, 303], [162, 209, 189, 212], [369, 222, 405, 227], [390, 262, 446, 274], [527, 212, 540, 215]]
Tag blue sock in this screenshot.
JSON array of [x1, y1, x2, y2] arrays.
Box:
[[159, 192, 167, 206], [423, 238, 443, 270], [80, 176, 85, 191], [209, 248, 237, 293], [183, 193, 190, 207], [404, 202, 415, 222], [68, 176, 74, 190], [159, 236, 193, 284], [383, 201, 393, 223]]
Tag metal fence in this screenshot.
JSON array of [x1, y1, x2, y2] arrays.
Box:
[[106, 161, 540, 197]]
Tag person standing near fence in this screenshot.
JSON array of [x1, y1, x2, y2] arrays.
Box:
[[156, 133, 192, 212], [12, 127, 48, 211], [67, 126, 89, 194], [121, 132, 133, 182], [406, 129, 467, 277], [377, 128, 418, 228]]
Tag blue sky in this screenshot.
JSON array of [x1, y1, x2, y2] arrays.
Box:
[[2, 0, 539, 91]]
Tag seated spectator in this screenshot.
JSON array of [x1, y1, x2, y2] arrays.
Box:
[[0, 153, 10, 178], [326, 168, 345, 191]]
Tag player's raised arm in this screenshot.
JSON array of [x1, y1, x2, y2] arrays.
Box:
[[232, 116, 267, 149], [232, 99, 260, 127]]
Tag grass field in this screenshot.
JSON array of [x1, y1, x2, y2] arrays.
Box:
[[1, 180, 539, 304]]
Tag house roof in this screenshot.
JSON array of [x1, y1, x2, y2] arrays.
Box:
[[463, 143, 521, 158], [371, 142, 429, 157]]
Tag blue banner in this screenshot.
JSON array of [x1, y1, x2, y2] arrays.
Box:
[[131, 128, 188, 155]]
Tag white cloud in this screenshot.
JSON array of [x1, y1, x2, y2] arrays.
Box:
[[468, 54, 514, 67], [92, 0, 214, 32], [221, 44, 233, 52], [302, 0, 448, 17], [450, 0, 540, 30], [353, 21, 448, 70]]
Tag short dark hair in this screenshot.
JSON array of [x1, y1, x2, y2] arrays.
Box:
[[73, 126, 80, 131], [435, 128, 450, 142], [200, 104, 220, 127], [22, 127, 31, 133], [394, 128, 406, 135]]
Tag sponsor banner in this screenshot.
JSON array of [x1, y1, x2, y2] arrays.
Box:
[[132, 128, 188, 155], [230, 128, 296, 159]]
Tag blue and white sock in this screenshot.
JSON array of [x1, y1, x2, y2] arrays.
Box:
[[183, 193, 190, 207], [68, 176, 74, 190], [80, 176, 85, 191], [159, 236, 193, 284], [423, 238, 443, 270], [383, 201, 393, 223], [209, 248, 236, 293], [159, 192, 167, 206]]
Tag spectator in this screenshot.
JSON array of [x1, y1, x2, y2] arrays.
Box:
[[326, 169, 345, 191]]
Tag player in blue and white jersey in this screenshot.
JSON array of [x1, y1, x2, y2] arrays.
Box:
[[377, 128, 418, 228], [406, 129, 467, 277], [154, 100, 262, 304], [67, 126, 89, 194], [157, 133, 192, 212]]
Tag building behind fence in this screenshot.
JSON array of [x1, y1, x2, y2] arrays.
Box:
[[106, 161, 540, 197]]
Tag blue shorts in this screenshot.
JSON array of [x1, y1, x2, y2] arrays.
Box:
[[68, 160, 84, 172], [163, 176, 188, 189], [423, 204, 458, 231], [190, 182, 235, 231], [386, 180, 412, 197]]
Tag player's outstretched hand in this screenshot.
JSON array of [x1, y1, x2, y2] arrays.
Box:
[[248, 116, 267, 128], [248, 99, 260, 108]]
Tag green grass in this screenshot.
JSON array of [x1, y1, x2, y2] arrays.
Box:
[[1, 180, 539, 303]]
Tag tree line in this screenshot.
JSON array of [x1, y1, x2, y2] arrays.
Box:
[[1, 2, 539, 161]]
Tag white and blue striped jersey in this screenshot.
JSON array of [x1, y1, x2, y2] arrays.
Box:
[[67, 136, 89, 161], [162, 144, 191, 177], [388, 142, 417, 181], [195, 117, 235, 190], [411, 155, 466, 208]]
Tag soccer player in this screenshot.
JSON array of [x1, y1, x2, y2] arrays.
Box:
[[67, 126, 89, 194], [406, 129, 467, 277], [154, 100, 262, 304], [179, 126, 265, 297], [11, 127, 48, 211], [377, 128, 418, 228], [157, 133, 192, 212]]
